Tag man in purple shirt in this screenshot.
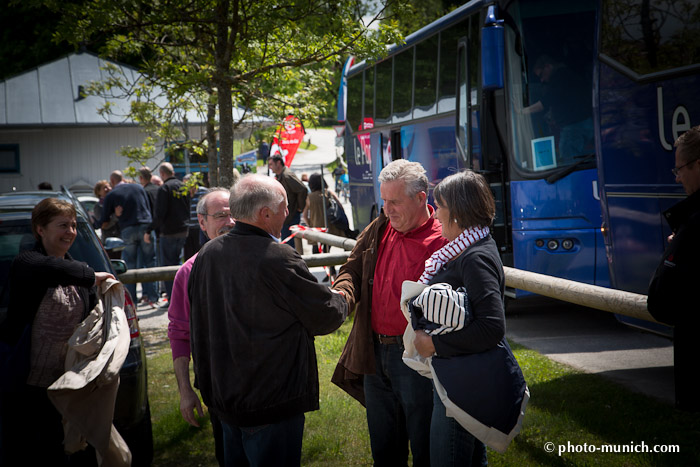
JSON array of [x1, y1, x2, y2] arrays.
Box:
[[167, 187, 234, 464]]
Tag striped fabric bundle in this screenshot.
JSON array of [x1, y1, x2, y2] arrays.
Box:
[[418, 226, 490, 284], [411, 283, 470, 336]]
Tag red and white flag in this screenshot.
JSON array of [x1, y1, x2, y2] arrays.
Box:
[[270, 114, 305, 167]]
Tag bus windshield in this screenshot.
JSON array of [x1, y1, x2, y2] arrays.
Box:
[[504, 0, 596, 175]]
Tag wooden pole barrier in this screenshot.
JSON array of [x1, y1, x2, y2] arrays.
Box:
[[118, 231, 657, 324], [118, 252, 351, 284], [292, 229, 357, 251], [504, 267, 657, 323]]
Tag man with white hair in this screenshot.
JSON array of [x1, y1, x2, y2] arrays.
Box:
[[332, 159, 447, 466], [189, 174, 347, 464]]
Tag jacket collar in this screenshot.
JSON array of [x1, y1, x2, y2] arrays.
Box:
[[664, 189, 700, 232], [231, 221, 275, 239]]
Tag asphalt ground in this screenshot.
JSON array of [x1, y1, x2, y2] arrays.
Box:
[[506, 296, 674, 405]]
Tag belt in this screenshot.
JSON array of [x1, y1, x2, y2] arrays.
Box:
[[374, 333, 403, 345]]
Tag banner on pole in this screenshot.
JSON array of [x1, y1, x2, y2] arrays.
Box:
[[270, 114, 305, 167]]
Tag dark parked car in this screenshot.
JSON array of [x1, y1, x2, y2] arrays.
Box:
[[0, 189, 153, 465]]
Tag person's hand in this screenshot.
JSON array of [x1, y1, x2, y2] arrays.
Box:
[[414, 330, 436, 358], [667, 233, 674, 243], [179, 386, 204, 427], [95, 272, 115, 285], [115, 205, 123, 217], [144, 232, 151, 244]]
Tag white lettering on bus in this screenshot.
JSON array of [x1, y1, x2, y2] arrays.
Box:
[[657, 86, 691, 151]]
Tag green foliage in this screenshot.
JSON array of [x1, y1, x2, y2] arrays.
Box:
[[49, 0, 408, 185]]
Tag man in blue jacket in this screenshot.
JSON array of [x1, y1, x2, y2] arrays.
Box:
[[101, 170, 155, 303]]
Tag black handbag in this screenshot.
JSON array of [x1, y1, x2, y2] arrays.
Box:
[[326, 194, 349, 231]]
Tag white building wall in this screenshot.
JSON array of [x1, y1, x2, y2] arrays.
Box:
[[0, 126, 177, 192]]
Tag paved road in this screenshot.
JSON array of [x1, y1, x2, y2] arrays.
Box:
[[506, 296, 674, 405]]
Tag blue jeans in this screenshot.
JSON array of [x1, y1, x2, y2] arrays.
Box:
[[221, 413, 304, 466], [121, 224, 156, 302], [430, 389, 487, 467], [159, 235, 185, 298], [364, 341, 433, 466]]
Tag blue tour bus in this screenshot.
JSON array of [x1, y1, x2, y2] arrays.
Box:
[[340, 0, 699, 331]]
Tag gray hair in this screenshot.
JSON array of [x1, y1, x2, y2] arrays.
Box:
[[378, 159, 428, 197], [196, 187, 229, 215], [230, 174, 285, 222]]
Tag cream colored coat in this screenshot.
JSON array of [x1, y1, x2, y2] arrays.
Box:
[[48, 278, 132, 466]]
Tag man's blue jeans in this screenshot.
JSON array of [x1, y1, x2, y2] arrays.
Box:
[[121, 224, 156, 302], [430, 388, 487, 466], [220, 413, 304, 466], [364, 340, 433, 466], [160, 235, 185, 298]]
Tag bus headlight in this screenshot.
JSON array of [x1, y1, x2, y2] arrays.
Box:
[[562, 239, 574, 250], [547, 239, 559, 250]]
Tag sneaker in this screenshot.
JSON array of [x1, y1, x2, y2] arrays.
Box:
[[157, 298, 169, 310]]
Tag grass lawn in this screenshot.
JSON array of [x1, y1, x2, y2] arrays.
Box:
[[144, 320, 700, 466]]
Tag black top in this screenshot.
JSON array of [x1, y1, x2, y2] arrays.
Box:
[[152, 177, 190, 235], [188, 221, 347, 426], [648, 189, 700, 325], [0, 244, 96, 345], [429, 236, 506, 357]]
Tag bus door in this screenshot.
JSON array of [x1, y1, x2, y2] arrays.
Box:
[[456, 33, 512, 265]]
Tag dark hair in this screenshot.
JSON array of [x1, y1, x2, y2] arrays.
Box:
[[308, 173, 324, 192], [433, 170, 495, 229], [269, 154, 285, 166], [675, 125, 700, 162], [37, 182, 53, 190], [32, 198, 76, 241]]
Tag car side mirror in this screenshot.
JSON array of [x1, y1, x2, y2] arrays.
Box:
[[111, 259, 128, 275]]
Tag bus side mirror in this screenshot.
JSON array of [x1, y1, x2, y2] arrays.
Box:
[[482, 6, 504, 91]]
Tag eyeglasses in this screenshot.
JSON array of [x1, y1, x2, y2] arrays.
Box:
[[205, 211, 233, 220], [671, 159, 698, 176]]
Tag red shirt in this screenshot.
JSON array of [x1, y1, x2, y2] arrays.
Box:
[[371, 207, 447, 335]]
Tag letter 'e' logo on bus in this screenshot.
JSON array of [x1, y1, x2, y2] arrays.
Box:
[[657, 87, 691, 151]]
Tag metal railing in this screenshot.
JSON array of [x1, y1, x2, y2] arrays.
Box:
[[118, 229, 655, 323]]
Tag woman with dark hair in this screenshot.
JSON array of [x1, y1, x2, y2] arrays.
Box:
[[0, 198, 113, 465], [412, 170, 508, 466]]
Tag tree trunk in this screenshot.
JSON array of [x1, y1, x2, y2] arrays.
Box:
[[215, 0, 234, 187], [217, 82, 234, 188], [206, 96, 218, 187]]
